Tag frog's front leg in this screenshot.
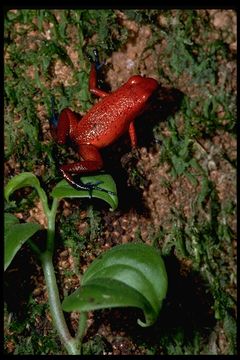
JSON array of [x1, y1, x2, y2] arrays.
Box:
[[88, 49, 109, 98], [128, 121, 141, 161], [60, 144, 115, 195], [128, 121, 137, 148]]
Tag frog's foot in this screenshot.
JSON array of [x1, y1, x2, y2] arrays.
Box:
[[61, 170, 116, 198], [87, 48, 105, 71], [83, 180, 116, 198], [131, 146, 140, 159]]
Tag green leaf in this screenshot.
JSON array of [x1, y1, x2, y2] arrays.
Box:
[[4, 172, 41, 202], [5, 213, 19, 229], [62, 243, 168, 327], [4, 213, 41, 271], [51, 174, 118, 210]]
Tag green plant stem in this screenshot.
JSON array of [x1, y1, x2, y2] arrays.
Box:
[[39, 197, 81, 355], [40, 251, 80, 355], [29, 189, 89, 354], [36, 186, 52, 218], [76, 312, 88, 351], [46, 198, 59, 254]]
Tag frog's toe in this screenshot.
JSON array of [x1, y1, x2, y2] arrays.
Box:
[[84, 180, 116, 196], [85, 180, 103, 187], [93, 48, 105, 70]]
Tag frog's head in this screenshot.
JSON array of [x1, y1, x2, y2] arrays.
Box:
[[129, 75, 158, 94], [128, 75, 159, 103]]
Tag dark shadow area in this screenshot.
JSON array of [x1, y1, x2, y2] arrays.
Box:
[[147, 254, 216, 341], [85, 254, 216, 352], [135, 86, 184, 149], [4, 245, 39, 320]]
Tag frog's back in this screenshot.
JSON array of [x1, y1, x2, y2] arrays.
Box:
[[76, 76, 158, 148]]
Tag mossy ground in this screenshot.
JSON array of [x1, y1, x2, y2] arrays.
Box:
[[4, 9, 236, 355]]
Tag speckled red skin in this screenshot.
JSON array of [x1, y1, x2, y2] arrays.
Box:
[[54, 64, 159, 181]]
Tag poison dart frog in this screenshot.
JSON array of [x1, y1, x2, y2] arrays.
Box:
[[50, 49, 159, 195]]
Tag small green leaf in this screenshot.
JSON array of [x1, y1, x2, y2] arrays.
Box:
[[4, 213, 41, 271], [62, 243, 168, 327], [51, 174, 118, 210], [4, 172, 41, 202]]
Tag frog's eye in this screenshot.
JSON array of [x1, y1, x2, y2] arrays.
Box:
[[128, 75, 143, 85]]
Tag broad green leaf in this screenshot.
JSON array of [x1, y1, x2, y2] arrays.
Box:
[[51, 174, 118, 210], [62, 243, 168, 327], [4, 172, 41, 202], [4, 213, 41, 271], [63, 278, 155, 326]]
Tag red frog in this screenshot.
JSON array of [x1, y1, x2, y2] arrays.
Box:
[[50, 50, 159, 195]]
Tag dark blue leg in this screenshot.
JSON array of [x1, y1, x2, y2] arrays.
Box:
[[49, 95, 60, 141], [87, 48, 105, 71], [50, 95, 59, 129]]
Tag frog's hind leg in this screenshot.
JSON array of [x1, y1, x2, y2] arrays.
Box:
[[59, 144, 115, 195], [88, 49, 108, 98], [61, 144, 103, 173]]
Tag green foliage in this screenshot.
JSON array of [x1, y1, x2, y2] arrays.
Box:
[[123, 9, 160, 24], [60, 210, 86, 248], [159, 329, 202, 355], [4, 300, 62, 355], [62, 243, 168, 327], [4, 171, 118, 272], [59, 205, 103, 276], [5, 170, 167, 352], [157, 114, 206, 187], [4, 213, 41, 271], [223, 314, 237, 354], [59, 210, 87, 278], [79, 10, 128, 53], [86, 205, 103, 243], [81, 335, 111, 355]]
